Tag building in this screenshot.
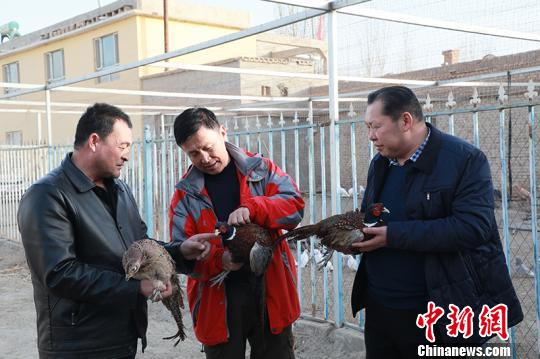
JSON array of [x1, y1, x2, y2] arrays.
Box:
[[141, 32, 328, 136], [302, 47, 540, 195], [0, 0, 255, 145]]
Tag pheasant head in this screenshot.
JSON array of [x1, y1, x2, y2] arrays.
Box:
[[364, 203, 390, 225], [123, 246, 144, 280], [214, 222, 236, 241]]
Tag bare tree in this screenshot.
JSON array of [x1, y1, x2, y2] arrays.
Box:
[[274, 4, 318, 39]]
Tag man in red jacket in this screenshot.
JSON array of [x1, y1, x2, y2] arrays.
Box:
[[169, 108, 304, 358]]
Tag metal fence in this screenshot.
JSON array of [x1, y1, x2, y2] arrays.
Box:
[[2, 96, 540, 358]]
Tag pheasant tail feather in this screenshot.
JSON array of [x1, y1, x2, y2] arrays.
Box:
[[162, 272, 186, 345]]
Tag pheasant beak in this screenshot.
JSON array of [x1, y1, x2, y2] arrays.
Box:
[[125, 274, 132, 281], [214, 229, 220, 236], [382, 207, 390, 214]]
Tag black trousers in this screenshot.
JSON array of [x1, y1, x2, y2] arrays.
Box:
[[204, 281, 295, 359], [364, 296, 468, 359]]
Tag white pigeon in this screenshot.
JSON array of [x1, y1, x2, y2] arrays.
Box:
[[339, 187, 350, 197], [358, 185, 366, 197], [313, 248, 334, 271], [344, 254, 359, 271], [299, 249, 309, 268], [514, 257, 534, 278]]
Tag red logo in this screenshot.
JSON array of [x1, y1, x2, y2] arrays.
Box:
[[417, 303, 509, 342], [446, 304, 474, 339], [416, 301, 445, 343], [479, 304, 509, 340]]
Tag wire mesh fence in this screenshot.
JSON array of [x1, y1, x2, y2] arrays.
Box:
[[3, 94, 540, 356], [3, 2, 540, 357]]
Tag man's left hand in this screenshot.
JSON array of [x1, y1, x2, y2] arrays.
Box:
[[228, 207, 251, 225], [180, 233, 215, 260], [351, 226, 388, 252]]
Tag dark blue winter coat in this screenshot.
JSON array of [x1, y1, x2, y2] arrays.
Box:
[[351, 123, 523, 344]]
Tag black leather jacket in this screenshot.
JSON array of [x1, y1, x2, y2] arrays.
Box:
[[17, 153, 189, 358]]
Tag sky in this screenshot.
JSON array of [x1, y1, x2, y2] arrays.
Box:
[[2, 0, 539, 77], [0, 0, 276, 35]]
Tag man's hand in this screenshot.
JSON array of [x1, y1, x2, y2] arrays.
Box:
[[139, 279, 172, 301], [222, 250, 243, 271], [228, 207, 251, 225], [351, 226, 388, 252], [180, 233, 215, 260]]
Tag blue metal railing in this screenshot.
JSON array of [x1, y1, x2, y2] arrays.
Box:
[[3, 103, 540, 358]]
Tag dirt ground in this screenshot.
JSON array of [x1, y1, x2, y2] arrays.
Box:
[[0, 238, 363, 359]]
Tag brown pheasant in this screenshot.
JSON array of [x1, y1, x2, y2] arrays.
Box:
[[123, 239, 186, 345], [279, 203, 389, 265], [211, 222, 275, 287]]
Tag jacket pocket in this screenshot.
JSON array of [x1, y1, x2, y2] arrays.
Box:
[[421, 187, 452, 219], [461, 252, 484, 296], [49, 295, 80, 327]]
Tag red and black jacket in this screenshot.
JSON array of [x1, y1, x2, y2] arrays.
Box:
[[169, 142, 305, 345]]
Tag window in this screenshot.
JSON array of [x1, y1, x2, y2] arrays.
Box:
[[94, 33, 119, 83], [261, 85, 271, 97], [45, 49, 65, 82], [6, 131, 22, 145], [2, 62, 19, 94]]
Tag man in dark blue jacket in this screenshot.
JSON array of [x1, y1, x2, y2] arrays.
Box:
[[351, 86, 522, 358]]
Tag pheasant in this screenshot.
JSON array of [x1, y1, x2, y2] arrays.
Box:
[[210, 222, 275, 287], [279, 203, 389, 266], [123, 239, 186, 345]]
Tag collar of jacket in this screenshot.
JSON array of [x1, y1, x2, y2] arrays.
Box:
[[175, 142, 265, 194], [61, 152, 124, 193], [371, 122, 442, 198], [373, 122, 442, 174]]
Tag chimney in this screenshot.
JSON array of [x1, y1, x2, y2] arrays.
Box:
[[442, 49, 460, 66]]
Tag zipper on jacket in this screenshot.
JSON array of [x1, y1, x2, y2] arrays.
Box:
[[191, 282, 204, 327], [71, 312, 76, 326], [425, 192, 432, 216]]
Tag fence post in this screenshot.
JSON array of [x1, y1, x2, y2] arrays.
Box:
[[143, 125, 154, 238], [445, 91, 456, 136], [525, 81, 540, 357], [497, 87, 518, 357], [327, 9, 344, 327], [471, 88, 481, 148]]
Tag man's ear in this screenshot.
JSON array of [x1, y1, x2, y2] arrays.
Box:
[[88, 133, 100, 152], [219, 124, 228, 141], [400, 112, 414, 132]]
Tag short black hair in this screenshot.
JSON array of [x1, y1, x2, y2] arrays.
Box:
[[74, 103, 132, 149], [174, 107, 220, 146], [367, 86, 423, 122]]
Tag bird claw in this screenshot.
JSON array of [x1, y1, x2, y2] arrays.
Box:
[[317, 249, 334, 270], [209, 271, 229, 287], [149, 288, 163, 302]]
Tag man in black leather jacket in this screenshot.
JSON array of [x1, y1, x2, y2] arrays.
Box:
[[17, 103, 212, 359]]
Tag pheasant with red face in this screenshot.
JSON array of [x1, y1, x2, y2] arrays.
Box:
[[279, 203, 389, 265], [211, 222, 275, 286]]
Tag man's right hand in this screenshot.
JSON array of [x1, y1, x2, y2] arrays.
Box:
[[139, 279, 172, 301], [222, 250, 243, 271], [180, 233, 216, 260]]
